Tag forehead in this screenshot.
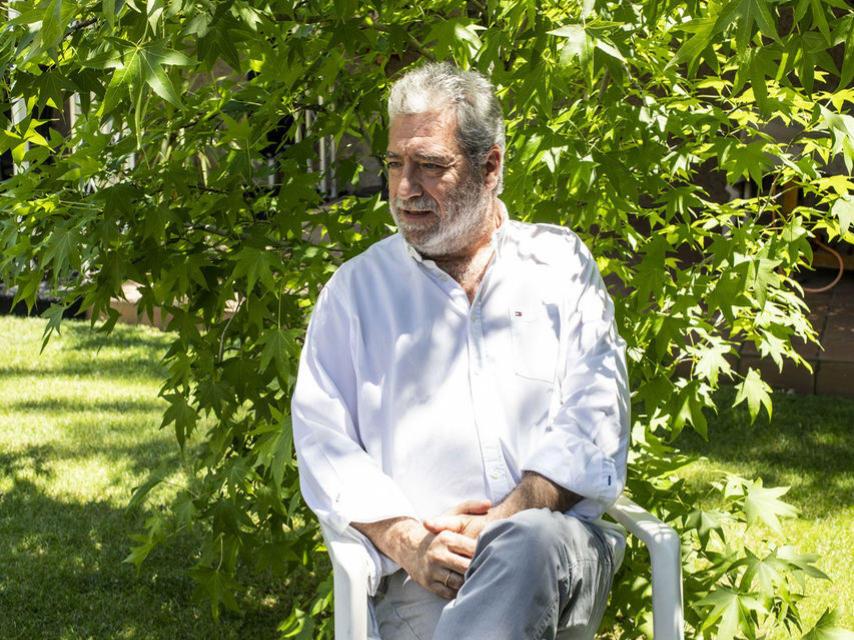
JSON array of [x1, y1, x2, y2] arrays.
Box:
[[388, 108, 462, 156]]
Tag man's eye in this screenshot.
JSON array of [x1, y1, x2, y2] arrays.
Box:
[[386, 161, 402, 169], [421, 163, 442, 170]]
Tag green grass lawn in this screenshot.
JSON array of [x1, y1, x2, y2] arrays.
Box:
[[0, 315, 850, 638], [675, 389, 854, 635], [0, 316, 292, 639]]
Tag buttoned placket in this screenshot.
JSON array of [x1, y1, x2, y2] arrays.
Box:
[[406, 229, 517, 503], [466, 232, 517, 501]]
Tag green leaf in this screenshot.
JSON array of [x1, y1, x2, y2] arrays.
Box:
[[140, 48, 182, 106], [750, 0, 779, 41], [802, 609, 854, 640], [127, 462, 171, 510], [694, 344, 733, 386], [550, 24, 593, 65], [143, 43, 193, 67], [686, 508, 725, 547], [673, 9, 733, 73], [32, 71, 71, 110], [734, 368, 773, 423], [103, 0, 116, 27], [41, 222, 80, 274], [39, 302, 64, 354], [778, 546, 831, 580], [735, 0, 779, 52], [254, 408, 294, 488], [741, 549, 784, 594], [190, 565, 240, 621], [839, 17, 854, 90], [102, 47, 142, 114], [810, 0, 831, 44], [720, 140, 771, 187], [123, 534, 157, 569], [831, 195, 854, 236], [744, 481, 799, 533], [101, 42, 191, 113], [160, 393, 197, 449], [40, 0, 64, 51], [278, 606, 316, 639], [751, 256, 781, 308], [425, 18, 484, 59], [232, 247, 277, 293], [698, 588, 765, 640], [594, 37, 625, 63], [259, 328, 295, 383], [750, 51, 769, 115]]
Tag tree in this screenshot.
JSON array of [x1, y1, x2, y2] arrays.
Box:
[[1, 0, 852, 637]]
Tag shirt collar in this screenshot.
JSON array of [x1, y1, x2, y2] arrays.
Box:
[[404, 198, 510, 263]]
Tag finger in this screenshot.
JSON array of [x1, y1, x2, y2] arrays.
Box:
[[436, 549, 471, 575], [428, 581, 457, 600], [445, 571, 466, 591], [449, 499, 492, 515], [439, 530, 478, 558], [423, 516, 465, 534], [444, 570, 465, 591]]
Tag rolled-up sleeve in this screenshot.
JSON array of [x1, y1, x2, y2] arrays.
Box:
[[292, 280, 419, 590], [521, 237, 630, 520]]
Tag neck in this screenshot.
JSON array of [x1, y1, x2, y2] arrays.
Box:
[[429, 197, 502, 301]]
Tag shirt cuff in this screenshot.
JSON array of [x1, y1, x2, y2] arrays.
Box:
[[342, 527, 402, 596], [521, 429, 621, 508]]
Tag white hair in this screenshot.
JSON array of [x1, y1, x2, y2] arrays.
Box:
[[388, 62, 506, 193]]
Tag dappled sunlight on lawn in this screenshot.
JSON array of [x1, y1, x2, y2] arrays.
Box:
[[676, 388, 854, 634], [0, 316, 288, 638]]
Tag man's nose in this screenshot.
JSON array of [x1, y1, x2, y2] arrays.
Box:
[[396, 165, 421, 199]]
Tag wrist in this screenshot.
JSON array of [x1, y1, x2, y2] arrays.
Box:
[[485, 502, 515, 522], [387, 518, 427, 569]]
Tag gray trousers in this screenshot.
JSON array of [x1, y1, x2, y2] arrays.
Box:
[[371, 509, 615, 640]]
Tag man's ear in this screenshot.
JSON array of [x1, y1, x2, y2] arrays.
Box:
[[482, 145, 502, 191]]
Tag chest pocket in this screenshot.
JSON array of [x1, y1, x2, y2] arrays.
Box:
[[509, 304, 560, 383]]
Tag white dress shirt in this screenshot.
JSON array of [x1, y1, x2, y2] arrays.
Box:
[[291, 202, 630, 592]]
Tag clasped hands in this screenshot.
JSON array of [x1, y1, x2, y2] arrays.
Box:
[[399, 498, 498, 600]]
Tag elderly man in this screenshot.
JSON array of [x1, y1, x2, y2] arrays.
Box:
[[292, 62, 630, 640]]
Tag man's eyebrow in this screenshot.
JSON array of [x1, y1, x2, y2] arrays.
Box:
[[383, 151, 455, 164], [413, 153, 454, 164]]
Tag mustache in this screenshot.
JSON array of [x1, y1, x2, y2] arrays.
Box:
[[391, 196, 437, 212]]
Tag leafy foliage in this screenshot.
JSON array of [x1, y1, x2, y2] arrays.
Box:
[[1, 0, 852, 637]]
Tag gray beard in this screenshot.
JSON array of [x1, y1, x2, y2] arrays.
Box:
[[390, 175, 491, 257]]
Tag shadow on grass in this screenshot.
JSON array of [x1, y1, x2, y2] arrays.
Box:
[[0, 448, 288, 639], [676, 387, 854, 519], [0, 435, 177, 482], [1, 318, 172, 382], [0, 479, 265, 639], [0, 356, 169, 383], [64, 322, 173, 354], [8, 397, 165, 414], [0, 317, 325, 638]]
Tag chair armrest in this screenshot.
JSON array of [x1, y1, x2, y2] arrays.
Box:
[[320, 523, 371, 640], [606, 495, 684, 640]]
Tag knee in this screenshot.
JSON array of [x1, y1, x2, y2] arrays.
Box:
[[478, 508, 565, 566]]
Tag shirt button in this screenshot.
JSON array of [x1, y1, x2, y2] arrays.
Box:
[[489, 469, 501, 479]]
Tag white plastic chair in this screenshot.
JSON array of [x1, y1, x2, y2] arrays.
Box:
[[321, 494, 684, 640]]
